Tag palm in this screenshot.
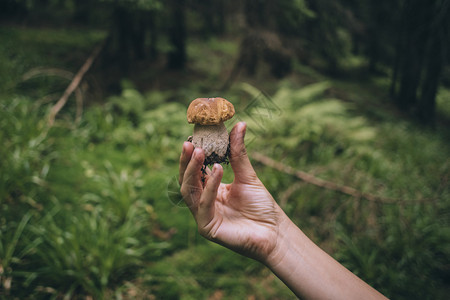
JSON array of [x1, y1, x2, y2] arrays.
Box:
[[202, 180, 280, 261], [179, 122, 281, 261]]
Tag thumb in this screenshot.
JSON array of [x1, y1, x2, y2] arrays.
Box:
[[229, 122, 258, 184]]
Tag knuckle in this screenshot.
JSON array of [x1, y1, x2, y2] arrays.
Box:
[[246, 171, 259, 182], [198, 197, 209, 209], [198, 225, 214, 240], [230, 148, 247, 162], [179, 185, 188, 197], [197, 225, 208, 238], [198, 219, 220, 241]]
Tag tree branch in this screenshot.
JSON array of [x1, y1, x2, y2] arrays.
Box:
[[48, 42, 104, 127], [251, 152, 434, 204]]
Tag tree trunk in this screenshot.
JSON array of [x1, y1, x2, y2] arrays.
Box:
[[416, 1, 450, 124], [389, 16, 404, 98], [116, 6, 133, 75], [202, 0, 226, 36], [167, 0, 186, 70], [394, 0, 431, 111], [133, 11, 147, 60], [216, 0, 226, 35], [149, 10, 158, 60], [103, 5, 134, 76], [73, 0, 90, 24], [393, 0, 449, 124], [417, 35, 441, 123]]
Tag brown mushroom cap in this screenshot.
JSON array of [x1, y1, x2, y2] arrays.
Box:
[[187, 97, 235, 125]]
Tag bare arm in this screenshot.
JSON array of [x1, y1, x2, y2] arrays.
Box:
[[179, 122, 387, 300], [264, 211, 386, 299]]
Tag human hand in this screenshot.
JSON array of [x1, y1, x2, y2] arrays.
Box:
[[179, 122, 284, 261], [179, 123, 388, 300]]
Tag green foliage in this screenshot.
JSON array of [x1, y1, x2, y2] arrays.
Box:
[[145, 244, 292, 300], [0, 98, 53, 213], [0, 93, 172, 298], [275, 0, 316, 34], [1, 25, 449, 299], [0, 212, 40, 294], [99, 0, 163, 11], [28, 201, 162, 299], [0, 27, 105, 98], [436, 87, 450, 119], [336, 203, 450, 299], [243, 82, 450, 299]]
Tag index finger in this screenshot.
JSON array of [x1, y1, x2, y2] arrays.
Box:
[[179, 141, 194, 185], [180, 147, 205, 214]]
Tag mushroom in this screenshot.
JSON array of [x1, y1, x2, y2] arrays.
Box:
[[187, 97, 235, 166]]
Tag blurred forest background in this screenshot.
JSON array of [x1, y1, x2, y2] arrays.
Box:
[[1, 0, 449, 299]]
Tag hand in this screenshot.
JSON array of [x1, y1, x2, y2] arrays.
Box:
[[179, 122, 388, 299], [179, 122, 283, 261]]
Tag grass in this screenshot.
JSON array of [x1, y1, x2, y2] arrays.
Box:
[[0, 27, 105, 97], [1, 25, 449, 299]]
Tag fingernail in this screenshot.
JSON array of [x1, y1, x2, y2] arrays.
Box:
[[193, 148, 201, 159], [240, 122, 247, 132], [212, 164, 218, 176]]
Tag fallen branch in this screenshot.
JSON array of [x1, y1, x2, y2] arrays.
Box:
[[48, 43, 104, 127], [279, 181, 305, 209], [251, 152, 434, 204], [23, 67, 75, 81]]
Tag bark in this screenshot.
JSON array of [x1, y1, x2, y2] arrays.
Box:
[[167, 0, 187, 70], [417, 34, 441, 123], [133, 11, 147, 60], [417, 1, 450, 123], [393, 0, 448, 124], [73, 0, 90, 24], [394, 0, 432, 111], [202, 0, 226, 36], [149, 10, 158, 60]]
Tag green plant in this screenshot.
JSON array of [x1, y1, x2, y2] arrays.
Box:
[[335, 203, 450, 299], [28, 200, 165, 299], [242, 82, 450, 299], [1, 24, 449, 299], [0, 212, 41, 297]]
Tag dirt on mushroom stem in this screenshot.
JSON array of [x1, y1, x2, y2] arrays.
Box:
[[186, 135, 231, 182]]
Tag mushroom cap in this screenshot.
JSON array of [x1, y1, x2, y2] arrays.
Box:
[[187, 97, 235, 125]]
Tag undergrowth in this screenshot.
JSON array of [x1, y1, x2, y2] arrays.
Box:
[[1, 27, 449, 299]]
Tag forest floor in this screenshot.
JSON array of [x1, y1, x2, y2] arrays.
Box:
[[1, 26, 450, 299]]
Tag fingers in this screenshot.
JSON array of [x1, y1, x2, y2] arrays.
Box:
[[197, 164, 223, 231], [179, 141, 213, 186], [179, 144, 222, 228], [180, 147, 205, 212], [179, 141, 194, 185], [229, 122, 258, 184]]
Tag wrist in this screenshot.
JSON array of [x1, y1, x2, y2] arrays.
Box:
[[262, 209, 388, 300], [263, 209, 304, 269]]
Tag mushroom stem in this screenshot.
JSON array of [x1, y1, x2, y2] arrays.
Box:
[[192, 123, 229, 158]]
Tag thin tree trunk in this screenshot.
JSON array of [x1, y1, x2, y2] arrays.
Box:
[[418, 34, 441, 123], [390, 1, 407, 98], [167, 0, 186, 70], [133, 11, 147, 60], [217, 0, 226, 34], [417, 1, 449, 123], [149, 10, 158, 60], [395, 0, 430, 111]]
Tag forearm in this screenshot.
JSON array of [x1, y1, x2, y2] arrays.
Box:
[[264, 211, 387, 300]]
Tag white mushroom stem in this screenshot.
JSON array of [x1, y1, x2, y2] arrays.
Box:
[[192, 123, 229, 158]]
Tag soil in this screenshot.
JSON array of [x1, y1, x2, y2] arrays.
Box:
[[187, 135, 230, 181]]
